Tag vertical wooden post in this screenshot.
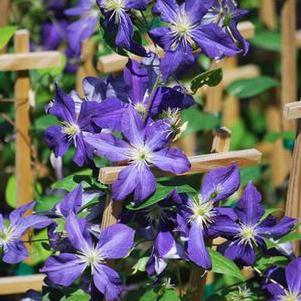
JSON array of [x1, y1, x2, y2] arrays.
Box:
[[189, 128, 231, 301], [0, 0, 10, 26], [260, 0, 277, 30], [76, 38, 98, 97], [14, 30, 32, 206], [281, 0, 297, 132], [100, 193, 123, 229]]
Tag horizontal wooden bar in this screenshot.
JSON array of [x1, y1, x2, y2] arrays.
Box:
[[99, 148, 262, 184], [0, 274, 44, 295], [283, 101, 301, 120], [0, 51, 62, 71], [97, 21, 255, 74]]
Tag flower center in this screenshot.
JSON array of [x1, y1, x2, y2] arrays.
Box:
[[0, 225, 17, 247], [77, 247, 104, 273], [189, 196, 216, 228], [170, 11, 195, 49], [130, 144, 153, 167], [280, 291, 301, 301], [237, 224, 257, 246], [61, 122, 80, 140], [145, 204, 167, 224], [103, 0, 125, 23], [134, 102, 147, 115]]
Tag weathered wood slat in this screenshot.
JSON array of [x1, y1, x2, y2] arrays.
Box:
[[284, 101, 301, 120], [0, 274, 44, 295], [99, 149, 262, 185], [0, 51, 62, 71]]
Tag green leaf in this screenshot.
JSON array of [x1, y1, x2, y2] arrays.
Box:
[[62, 290, 90, 301], [28, 229, 52, 265], [52, 169, 92, 191], [264, 131, 295, 143], [5, 175, 16, 208], [181, 107, 220, 135], [209, 249, 245, 281], [227, 76, 279, 98], [251, 30, 281, 52], [0, 26, 17, 50], [278, 232, 301, 244], [33, 115, 58, 131], [139, 290, 157, 301], [132, 257, 149, 274], [35, 195, 61, 212], [240, 166, 261, 185], [159, 289, 180, 301], [255, 256, 288, 271], [126, 183, 197, 211], [191, 68, 223, 93], [259, 208, 283, 223]]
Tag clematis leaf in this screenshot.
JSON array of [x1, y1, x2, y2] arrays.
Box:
[[191, 68, 223, 94]]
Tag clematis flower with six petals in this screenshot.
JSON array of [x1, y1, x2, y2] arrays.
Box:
[[0, 202, 51, 264], [84, 107, 191, 202], [41, 213, 135, 301]]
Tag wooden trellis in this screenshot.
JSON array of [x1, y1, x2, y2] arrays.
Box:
[[0, 30, 62, 295]]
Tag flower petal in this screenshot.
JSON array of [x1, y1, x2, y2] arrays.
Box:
[[9, 202, 35, 225], [145, 120, 171, 150], [201, 164, 240, 202], [41, 253, 86, 286], [285, 258, 301, 294], [185, 0, 214, 23], [3, 240, 28, 264], [224, 241, 256, 266], [152, 147, 191, 174], [235, 182, 264, 225], [97, 224, 135, 259], [93, 264, 122, 301], [153, 0, 179, 23], [187, 221, 211, 269]]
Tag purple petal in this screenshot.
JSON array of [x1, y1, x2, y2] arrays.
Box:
[[44, 125, 71, 157], [148, 27, 172, 50], [210, 215, 240, 237], [265, 283, 284, 300], [145, 120, 171, 150], [187, 221, 211, 269], [0, 214, 3, 231], [41, 20, 67, 50], [286, 258, 301, 294], [73, 134, 93, 167], [41, 253, 86, 286], [17, 215, 52, 236], [93, 264, 122, 301], [125, 0, 149, 9], [112, 163, 156, 202], [224, 241, 256, 266], [201, 164, 240, 202], [153, 0, 179, 23], [82, 77, 107, 102], [235, 182, 264, 225], [192, 24, 241, 59], [155, 231, 175, 258], [64, 0, 94, 16], [185, 0, 214, 23], [97, 224, 135, 259], [77, 101, 103, 132], [3, 240, 28, 264], [57, 185, 83, 217], [65, 212, 93, 251], [9, 202, 35, 225], [121, 107, 145, 145], [47, 84, 76, 122], [152, 147, 191, 174], [83, 132, 130, 162], [257, 217, 296, 239]]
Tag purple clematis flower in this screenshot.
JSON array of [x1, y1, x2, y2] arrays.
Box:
[[84, 107, 190, 202], [265, 258, 301, 301], [97, 0, 149, 56], [177, 164, 240, 269], [92, 58, 194, 132], [202, 0, 249, 54], [41, 213, 135, 301], [0, 202, 51, 264], [65, 0, 99, 55], [211, 182, 296, 266], [44, 84, 104, 167], [149, 0, 241, 79]]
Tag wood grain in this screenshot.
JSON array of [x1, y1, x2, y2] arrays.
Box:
[[259, 0, 277, 30], [284, 101, 301, 120], [0, 274, 44, 295], [281, 0, 297, 131], [0, 51, 62, 72]]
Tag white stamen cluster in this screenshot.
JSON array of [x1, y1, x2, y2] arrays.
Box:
[[236, 224, 258, 246], [77, 247, 104, 273], [170, 11, 196, 49], [128, 144, 153, 169], [61, 121, 80, 140], [0, 225, 18, 247], [134, 102, 147, 115], [188, 196, 216, 228], [226, 285, 253, 301], [279, 291, 301, 301], [103, 0, 125, 23]]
